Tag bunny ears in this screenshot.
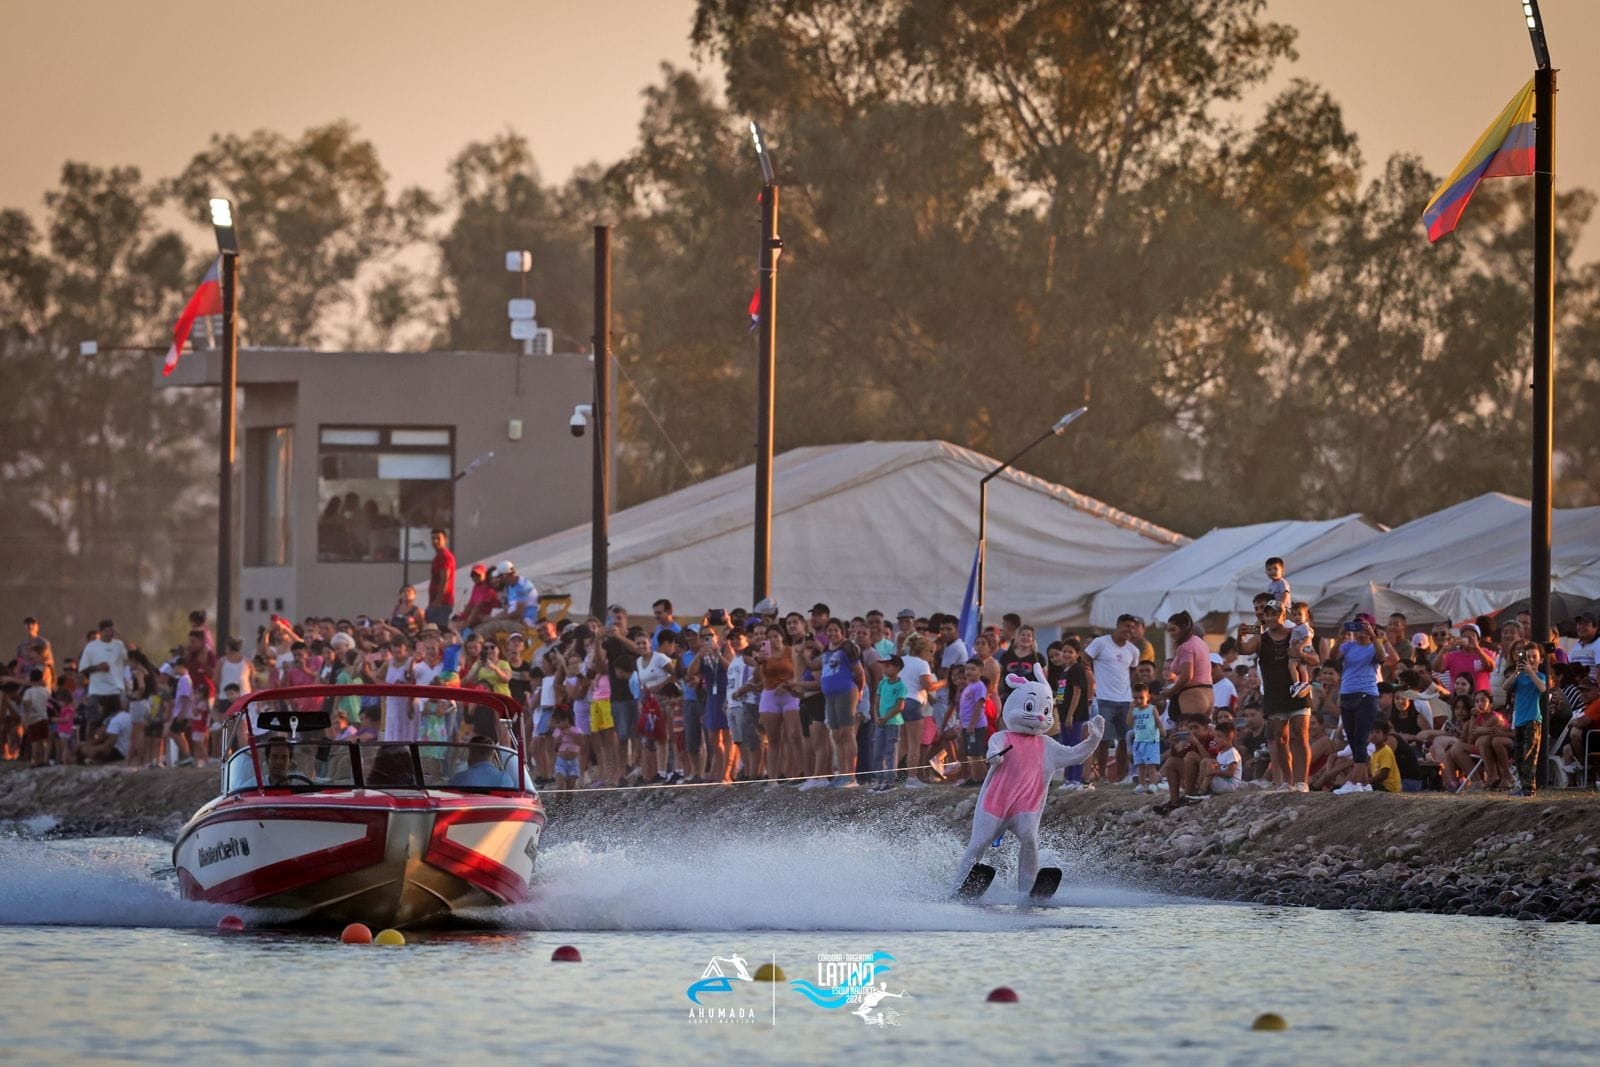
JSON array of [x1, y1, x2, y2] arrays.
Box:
[[1005, 664, 1050, 690]]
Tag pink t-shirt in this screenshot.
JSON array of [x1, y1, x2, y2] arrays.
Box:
[[1442, 649, 1495, 694], [1170, 636, 1212, 693]]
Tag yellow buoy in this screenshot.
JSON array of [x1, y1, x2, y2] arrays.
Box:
[[374, 928, 406, 946], [752, 962, 786, 982], [1252, 1013, 1288, 1031]]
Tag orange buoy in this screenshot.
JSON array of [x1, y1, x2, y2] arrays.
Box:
[[551, 944, 582, 962], [217, 914, 245, 932], [340, 923, 374, 944], [987, 986, 1019, 1003]]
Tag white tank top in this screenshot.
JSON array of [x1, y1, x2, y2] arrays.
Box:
[[218, 657, 252, 695]]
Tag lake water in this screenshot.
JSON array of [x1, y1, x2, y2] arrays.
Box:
[[3, 828, 1598, 1065]]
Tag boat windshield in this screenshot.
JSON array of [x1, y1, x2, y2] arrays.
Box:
[[223, 738, 527, 793], [221, 685, 529, 794]]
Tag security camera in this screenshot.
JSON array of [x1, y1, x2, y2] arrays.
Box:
[[569, 404, 593, 438]]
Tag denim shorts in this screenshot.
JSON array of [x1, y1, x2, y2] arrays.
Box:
[[900, 698, 924, 723], [1095, 700, 1131, 739], [554, 755, 579, 778], [823, 691, 858, 730]]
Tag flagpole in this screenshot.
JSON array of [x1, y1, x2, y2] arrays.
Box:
[[1526, 2, 1555, 651], [754, 183, 777, 605]]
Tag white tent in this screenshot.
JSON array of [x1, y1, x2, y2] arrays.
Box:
[[1087, 515, 1382, 628], [1293, 493, 1600, 621], [484, 440, 1186, 626], [1374, 502, 1600, 620]]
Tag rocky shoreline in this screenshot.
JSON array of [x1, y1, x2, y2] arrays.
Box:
[[5, 762, 1600, 922]]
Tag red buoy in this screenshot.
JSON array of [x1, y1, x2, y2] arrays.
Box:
[[551, 944, 582, 962], [217, 914, 246, 932], [340, 923, 374, 944], [987, 986, 1019, 1003]]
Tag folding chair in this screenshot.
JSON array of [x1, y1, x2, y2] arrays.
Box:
[[1453, 755, 1484, 793]]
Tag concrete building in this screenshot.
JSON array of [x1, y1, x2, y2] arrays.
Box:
[[157, 347, 595, 637]]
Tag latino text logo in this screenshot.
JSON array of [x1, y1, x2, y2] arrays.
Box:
[[790, 951, 911, 1027]]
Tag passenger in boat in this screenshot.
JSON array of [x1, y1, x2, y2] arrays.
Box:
[[365, 745, 418, 787], [447, 735, 512, 788]]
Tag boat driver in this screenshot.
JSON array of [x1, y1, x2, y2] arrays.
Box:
[[263, 736, 297, 786], [446, 735, 513, 788]]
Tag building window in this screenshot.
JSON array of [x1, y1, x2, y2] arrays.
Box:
[[247, 427, 293, 566], [317, 425, 454, 563]]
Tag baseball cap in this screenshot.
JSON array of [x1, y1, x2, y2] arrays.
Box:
[[753, 597, 778, 616], [897, 608, 916, 620], [499, 560, 516, 574], [506, 632, 526, 644], [470, 564, 487, 578], [809, 602, 831, 616], [1459, 623, 1480, 635], [1209, 652, 1225, 665]]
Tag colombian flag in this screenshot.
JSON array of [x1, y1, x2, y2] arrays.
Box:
[[1422, 79, 1537, 242]]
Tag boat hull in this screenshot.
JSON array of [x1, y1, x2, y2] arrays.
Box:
[[173, 792, 544, 929]]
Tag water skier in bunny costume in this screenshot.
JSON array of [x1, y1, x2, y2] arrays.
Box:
[[955, 665, 1103, 893]]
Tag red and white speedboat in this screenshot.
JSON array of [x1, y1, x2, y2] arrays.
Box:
[[174, 685, 546, 928]]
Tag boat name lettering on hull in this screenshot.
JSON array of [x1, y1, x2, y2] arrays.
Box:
[[198, 836, 252, 867]]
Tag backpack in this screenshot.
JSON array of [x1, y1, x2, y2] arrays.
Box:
[[637, 692, 667, 743]]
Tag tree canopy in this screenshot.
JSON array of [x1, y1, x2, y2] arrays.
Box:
[[3, 0, 1597, 636]]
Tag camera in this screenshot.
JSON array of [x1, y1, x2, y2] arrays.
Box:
[[569, 403, 592, 437]]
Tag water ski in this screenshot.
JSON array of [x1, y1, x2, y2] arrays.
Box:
[[955, 863, 996, 902], [1028, 867, 1062, 902]]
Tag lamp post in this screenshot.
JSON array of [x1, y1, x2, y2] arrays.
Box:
[[976, 407, 1087, 631], [591, 225, 612, 621], [209, 197, 240, 642], [750, 121, 781, 605], [1523, 0, 1556, 649]]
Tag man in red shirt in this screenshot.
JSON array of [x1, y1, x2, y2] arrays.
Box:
[[427, 528, 457, 630]]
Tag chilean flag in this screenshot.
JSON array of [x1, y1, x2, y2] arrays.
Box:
[[163, 258, 222, 376]]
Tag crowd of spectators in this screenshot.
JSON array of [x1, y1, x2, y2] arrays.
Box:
[[5, 542, 1598, 805]]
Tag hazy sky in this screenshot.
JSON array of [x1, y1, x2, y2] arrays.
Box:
[[2, 0, 1594, 258]]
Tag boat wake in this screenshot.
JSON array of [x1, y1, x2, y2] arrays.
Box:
[[494, 821, 1165, 933], [0, 836, 226, 928], [0, 822, 1172, 931]]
